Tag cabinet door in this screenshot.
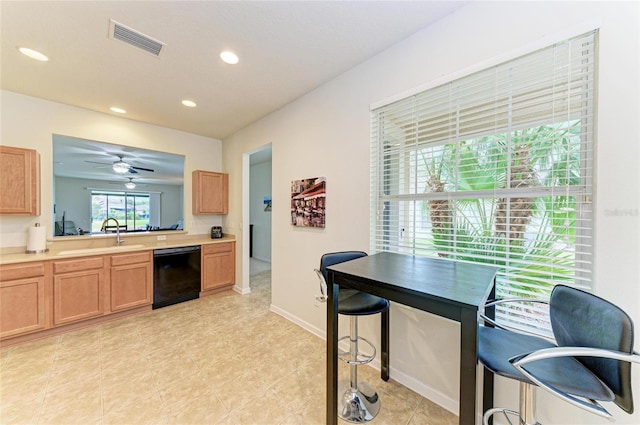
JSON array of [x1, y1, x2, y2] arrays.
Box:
[[192, 170, 229, 214], [202, 244, 235, 291], [0, 276, 46, 339], [110, 261, 152, 312], [53, 269, 104, 325], [0, 146, 40, 215]]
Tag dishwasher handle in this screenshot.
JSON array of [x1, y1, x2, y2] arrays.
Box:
[[153, 245, 201, 257]]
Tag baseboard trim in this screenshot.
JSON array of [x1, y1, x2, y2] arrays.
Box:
[[233, 284, 251, 295], [269, 304, 325, 339]]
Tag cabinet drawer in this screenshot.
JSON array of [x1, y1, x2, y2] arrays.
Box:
[[53, 257, 104, 274], [111, 251, 151, 266], [0, 262, 45, 281], [202, 242, 233, 255]]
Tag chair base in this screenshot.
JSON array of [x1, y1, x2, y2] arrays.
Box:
[[338, 380, 380, 423], [483, 407, 541, 425]]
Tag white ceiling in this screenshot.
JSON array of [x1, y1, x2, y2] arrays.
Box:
[[1, 1, 467, 141]]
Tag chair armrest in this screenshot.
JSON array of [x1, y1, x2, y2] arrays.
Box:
[[314, 268, 328, 302], [484, 297, 550, 309], [479, 298, 552, 339], [510, 346, 640, 419], [512, 346, 640, 365]]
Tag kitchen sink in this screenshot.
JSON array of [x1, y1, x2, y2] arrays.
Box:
[[56, 244, 146, 256]]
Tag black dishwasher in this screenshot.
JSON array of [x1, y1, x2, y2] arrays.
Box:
[[153, 246, 201, 309]]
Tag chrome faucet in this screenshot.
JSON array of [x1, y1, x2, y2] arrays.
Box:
[[100, 217, 125, 245]]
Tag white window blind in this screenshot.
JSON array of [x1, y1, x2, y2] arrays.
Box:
[[370, 31, 596, 333]]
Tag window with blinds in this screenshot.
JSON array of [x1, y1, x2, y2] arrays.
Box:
[[370, 31, 596, 334]]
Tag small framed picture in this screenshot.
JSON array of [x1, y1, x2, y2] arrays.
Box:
[[291, 177, 326, 228]]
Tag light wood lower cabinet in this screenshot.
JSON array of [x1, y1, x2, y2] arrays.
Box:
[[0, 262, 46, 339], [52, 257, 105, 326], [2, 242, 233, 343], [110, 251, 152, 312], [202, 242, 235, 292]]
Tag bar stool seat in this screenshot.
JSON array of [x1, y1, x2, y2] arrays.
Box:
[[339, 289, 389, 315]]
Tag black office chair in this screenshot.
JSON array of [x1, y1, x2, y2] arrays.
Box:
[[315, 251, 390, 423], [478, 284, 640, 425]]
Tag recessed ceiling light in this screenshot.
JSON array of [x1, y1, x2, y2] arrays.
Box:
[[18, 47, 49, 62], [110, 107, 127, 114], [220, 51, 239, 65], [181, 100, 197, 108]]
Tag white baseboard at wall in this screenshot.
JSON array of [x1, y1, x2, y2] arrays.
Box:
[[268, 304, 459, 415], [233, 284, 251, 295], [269, 304, 325, 339]]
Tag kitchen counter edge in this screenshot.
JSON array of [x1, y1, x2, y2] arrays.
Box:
[[0, 235, 236, 265]]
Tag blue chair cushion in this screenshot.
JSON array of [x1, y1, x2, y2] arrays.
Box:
[[479, 326, 615, 402]]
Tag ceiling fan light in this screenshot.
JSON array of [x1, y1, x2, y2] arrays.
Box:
[[125, 181, 136, 189], [113, 162, 130, 173]]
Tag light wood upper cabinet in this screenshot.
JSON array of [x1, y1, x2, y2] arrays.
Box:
[[52, 257, 105, 326], [0, 262, 47, 339], [192, 170, 228, 214], [0, 146, 40, 215], [202, 242, 235, 292], [110, 251, 152, 312]]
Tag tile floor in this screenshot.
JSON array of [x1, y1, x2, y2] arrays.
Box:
[[0, 271, 457, 425]]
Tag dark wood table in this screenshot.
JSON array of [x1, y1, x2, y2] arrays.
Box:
[[326, 252, 497, 425]]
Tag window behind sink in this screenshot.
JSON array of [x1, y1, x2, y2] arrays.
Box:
[[90, 190, 153, 232]]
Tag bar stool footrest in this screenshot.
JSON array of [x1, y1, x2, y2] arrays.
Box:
[[338, 335, 376, 365], [483, 407, 540, 425]]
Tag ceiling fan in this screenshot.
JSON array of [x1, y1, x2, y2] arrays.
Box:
[[86, 154, 155, 174]]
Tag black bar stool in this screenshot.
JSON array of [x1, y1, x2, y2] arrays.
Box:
[[316, 251, 390, 423]]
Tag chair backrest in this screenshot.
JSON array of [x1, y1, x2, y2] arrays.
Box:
[[550, 285, 635, 413], [319, 251, 368, 283]]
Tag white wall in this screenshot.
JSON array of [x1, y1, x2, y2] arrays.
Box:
[[0, 91, 224, 247], [223, 1, 640, 423], [250, 159, 272, 262]]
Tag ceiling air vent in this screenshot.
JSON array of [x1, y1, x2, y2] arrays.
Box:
[[109, 19, 165, 57]]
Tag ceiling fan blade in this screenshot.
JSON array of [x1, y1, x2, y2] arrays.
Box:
[[127, 168, 139, 174], [130, 165, 154, 172], [85, 160, 111, 166]]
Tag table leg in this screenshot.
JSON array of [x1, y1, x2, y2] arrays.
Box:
[[459, 308, 478, 425], [381, 309, 389, 381], [483, 283, 496, 424], [326, 274, 339, 425]]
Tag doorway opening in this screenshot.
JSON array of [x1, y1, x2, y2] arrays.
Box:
[[242, 145, 272, 293]]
